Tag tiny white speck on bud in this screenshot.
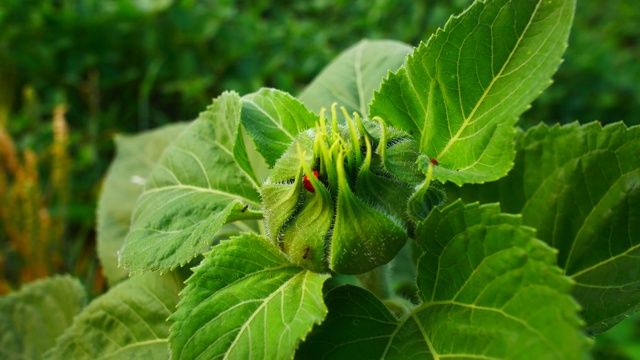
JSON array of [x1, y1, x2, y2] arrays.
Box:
[[130, 175, 147, 186]]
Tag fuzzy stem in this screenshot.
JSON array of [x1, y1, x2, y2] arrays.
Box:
[[356, 266, 391, 300]]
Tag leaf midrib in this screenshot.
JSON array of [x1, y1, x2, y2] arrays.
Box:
[[354, 40, 367, 116], [517, 143, 637, 276], [224, 270, 306, 359], [244, 96, 296, 141], [569, 243, 640, 280], [179, 264, 294, 356], [564, 170, 638, 275], [436, 1, 543, 159], [382, 300, 561, 359], [142, 184, 261, 208], [99, 339, 167, 360]]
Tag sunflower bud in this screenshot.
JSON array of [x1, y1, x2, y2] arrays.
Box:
[[260, 104, 441, 274]]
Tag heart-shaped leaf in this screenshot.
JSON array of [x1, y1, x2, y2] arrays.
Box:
[[97, 123, 188, 285], [448, 121, 640, 333], [298, 39, 412, 116], [298, 201, 590, 359], [370, 0, 575, 185], [0, 276, 86, 360], [296, 284, 398, 359], [120, 91, 262, 274], [170, 233, 329, 360], [45, 272, 182, 359], [241, 88, 318, 167]]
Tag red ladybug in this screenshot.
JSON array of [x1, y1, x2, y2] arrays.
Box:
[[303, 170, 319, 193]]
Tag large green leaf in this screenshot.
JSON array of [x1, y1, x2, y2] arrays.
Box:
[[295, 285, 399, 359], [45, 272, 182, 360], [170, 233, 329, 360], [298, 39, 412, 116], [0, 276, 86, 360], [120, 92, 262, 274], [370, 0, 575, 185], [298, 202, 590, 359], [241, 88, 318, 167], [97, 123, 188, 285], [448, 121, 640, 333]]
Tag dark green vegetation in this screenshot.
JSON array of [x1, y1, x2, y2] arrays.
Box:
[[0, 0, 473, 295], [2, 1, 640, 358]]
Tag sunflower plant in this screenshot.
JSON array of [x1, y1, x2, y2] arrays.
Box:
[[3, 1, 640, 359]]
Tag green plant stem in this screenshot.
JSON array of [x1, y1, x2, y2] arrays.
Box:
[[257, 219, 267, 237], [356, 266, 390, 299]]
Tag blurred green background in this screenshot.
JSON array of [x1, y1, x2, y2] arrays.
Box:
[[0, 0, 638, 357]]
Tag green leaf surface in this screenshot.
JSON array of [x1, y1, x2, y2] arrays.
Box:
[[0, 276, 86, 360], [370, 0, 575, 185], [448, 121, 640, 333], [241, 88, 318, 167], [235, 123, 271, 186], [170, 233, 329, 360], [120, 91, 262, 274], [298, 39, 412, 116], [386, 242, 419, 302], [296, 284, 398, 359], [299, 202, 590, 359], [45, 272, 182, 360], [97, 123, 188, 285]]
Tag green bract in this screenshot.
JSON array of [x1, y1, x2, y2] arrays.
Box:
[[261, 105, 441, 274]]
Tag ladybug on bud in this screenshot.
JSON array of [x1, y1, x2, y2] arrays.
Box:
[[260, 104, 444, 274], [303, 170, 319, 193]]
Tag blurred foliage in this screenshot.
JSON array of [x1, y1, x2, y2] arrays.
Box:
[[0, 0, 472, 135], [0, 0, 638, 353], [0, 1, 473, 265], [0, 107, 105, 296], [593, 313, 640, 360], [523, 0, 640, 127]]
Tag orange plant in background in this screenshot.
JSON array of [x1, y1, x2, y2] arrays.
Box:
[[0, 105, 102, 294]]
